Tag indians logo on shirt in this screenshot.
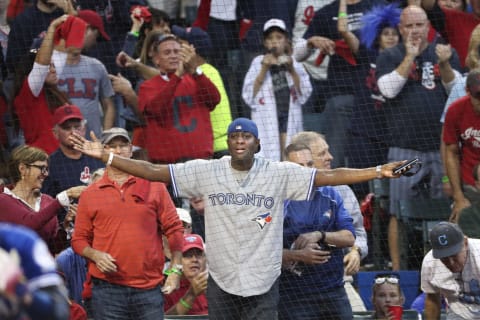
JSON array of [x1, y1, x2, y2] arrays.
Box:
[[460, 127, 480, 148], [251, 212, 272, 229], [80, 167, 92, 184], [421, 62, 436, 90]]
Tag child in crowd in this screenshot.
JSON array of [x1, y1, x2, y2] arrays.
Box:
[[371, 273, 405, 319], [242, 18, 311, 161]]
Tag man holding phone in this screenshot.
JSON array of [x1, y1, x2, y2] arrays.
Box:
[[279, 143, 356, 320]]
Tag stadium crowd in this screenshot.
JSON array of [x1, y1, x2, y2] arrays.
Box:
[[0, 0, 480, 319]]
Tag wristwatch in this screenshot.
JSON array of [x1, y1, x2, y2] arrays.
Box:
[[193, 67, 203, 77], [351, 246, 362, 256]]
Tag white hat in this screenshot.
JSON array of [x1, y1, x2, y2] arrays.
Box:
[[263, 18, 287, 33], [176, 208, 192, 224]]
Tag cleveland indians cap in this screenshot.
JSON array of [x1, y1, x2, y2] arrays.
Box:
[[183, 234, 205, 253], [429, 222, 465, 259], [53, 104, 83, 125]]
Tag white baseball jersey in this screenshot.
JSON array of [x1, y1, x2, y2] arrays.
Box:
[[421, 239, 480, 319], [169, 156, 316, 297], [292, 0, 335, 80]]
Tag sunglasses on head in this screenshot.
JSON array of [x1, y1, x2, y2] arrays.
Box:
[[374, 274, 400, 285], [154, 34, 177, 46]]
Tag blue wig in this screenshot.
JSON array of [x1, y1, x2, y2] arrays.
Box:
[[360, 3, 401, 51]]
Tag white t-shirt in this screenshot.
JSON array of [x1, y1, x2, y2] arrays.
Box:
[[422, 238, 480, 319]]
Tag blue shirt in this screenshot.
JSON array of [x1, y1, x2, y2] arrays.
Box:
[[280, 186, 354, 293]]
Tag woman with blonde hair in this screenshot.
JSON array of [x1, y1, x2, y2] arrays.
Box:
[[371, 273, 405, 319]]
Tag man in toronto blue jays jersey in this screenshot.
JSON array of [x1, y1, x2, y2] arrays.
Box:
[[69, 117, 404, 319], [0, 223, 70, 320]]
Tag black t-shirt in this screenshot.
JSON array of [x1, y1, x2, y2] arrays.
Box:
[[270, 64, 290, 115]]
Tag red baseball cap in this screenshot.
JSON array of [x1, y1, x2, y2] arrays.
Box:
[[77, 10, 110, 41], [53, 105, 83, 125], [182, 234, 205, 253]]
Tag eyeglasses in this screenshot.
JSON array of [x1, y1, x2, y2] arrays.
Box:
[[374, 276, 400, 285], [26, 164, 49, 175]]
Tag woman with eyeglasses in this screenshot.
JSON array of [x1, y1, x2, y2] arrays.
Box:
[[372, 274, 405, 319], [0, 145, 84, 253]]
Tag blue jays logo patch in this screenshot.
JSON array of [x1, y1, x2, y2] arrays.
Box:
[[251, 212, 272, 229]]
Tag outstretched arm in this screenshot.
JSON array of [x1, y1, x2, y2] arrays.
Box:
[[313, 162, 403, 187], [69, 132, 171, 182]]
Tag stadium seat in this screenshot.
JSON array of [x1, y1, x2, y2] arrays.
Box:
[[353, 309, 419, 319], [368, 179, 390, 269], [397, 198, 452, 255]]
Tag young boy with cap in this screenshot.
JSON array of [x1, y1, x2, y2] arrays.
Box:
[[242, 18, 312, 161], [421, 221, 480, 319]]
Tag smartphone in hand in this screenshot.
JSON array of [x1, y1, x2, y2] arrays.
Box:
[[393, 158, 422, 176]]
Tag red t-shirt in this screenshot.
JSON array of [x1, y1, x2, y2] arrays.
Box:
[[443, 8, 480, 68], [443, 95, 480, 186], [138, 73, 220, 163], [14, 79, 59, 154], [164, 279, 208, 315]]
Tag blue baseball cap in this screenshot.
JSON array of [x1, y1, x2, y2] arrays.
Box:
[[171, 25, 212, 59], [227, 118, 261, 152], [227, 118, 258, 139]]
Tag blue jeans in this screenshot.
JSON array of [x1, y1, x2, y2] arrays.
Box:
[[207, 276, 279, 320], [278, 286, 352, 320], [91, 278, 164, 320]]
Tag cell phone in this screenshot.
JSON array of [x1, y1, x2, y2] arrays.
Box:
[[319, 243, 336, 252], [393, 158, 421, 176]]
